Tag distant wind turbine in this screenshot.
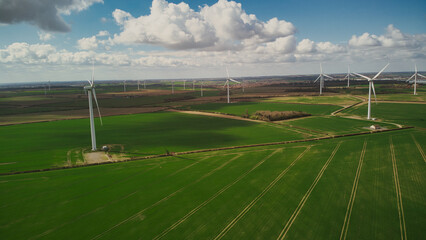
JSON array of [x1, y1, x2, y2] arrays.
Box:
[[201, 81, 204, 97], [144, 80, 146, 89], [192, 80, 195, 90], [183, 80, 186, 90], [352, 63, 389, 120], [84, 62, 103, 151], [344, 65, 354, 87], [314, 63, 333, 95], [407, 64, 426, 95], [123, 80, 126, 92], [137, 80, 140, 91], [48, 80, 51, 91], [225, 67, 241, 103]]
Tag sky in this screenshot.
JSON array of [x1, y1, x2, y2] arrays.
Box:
[[0, 0, 425, 83]]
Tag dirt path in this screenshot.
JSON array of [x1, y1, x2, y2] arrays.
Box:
[[168, 109, 263, 123]]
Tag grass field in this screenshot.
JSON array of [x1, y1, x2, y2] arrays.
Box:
[[186, 102, 342, 117], [263, 95, 361, 106], [0, 111, 304, 173], [0, 129, 424, 239], [341, 102, 426, 128], [283, 116, 396, 135]]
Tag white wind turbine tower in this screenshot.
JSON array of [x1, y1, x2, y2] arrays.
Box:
[[144, 80, 146, 89], [314, 63, 333, 95], [192, 80, 195, 90], [172, 81, 174, 94], [137, 80, 140, 90], [84, 62, 103, 151], [200, 81, 203, 96], [407, 64, 425, 95], [123, 80, 127, 92], [183, 80, 186, 90], [352, 63, 389, 120], [225, 67, 241, 103]]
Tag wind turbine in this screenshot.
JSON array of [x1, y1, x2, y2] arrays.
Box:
[[344, 65, 353, 87], [201, 81, 203, 97], [352, 63, 389, 120], [407, 64, 426, 95], [123, 80, 126, 92], [137, 80, 140, 91], [192, 80, 195, 90], [314, 63, 333, 95], [144, 80, 146, 89], [183, 80, 186, 90], [48, 80, 51, 91], [225, 67, 241, 103], [84, 62, 103, 151]]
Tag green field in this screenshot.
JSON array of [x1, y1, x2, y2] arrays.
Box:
[[0, 111, 304, 173], [284, 116, 397, 135], [0, 130, 424, 239], [186, 102, 342, 116], [341, 102, 426, 128], [263, 95, 361, 106]]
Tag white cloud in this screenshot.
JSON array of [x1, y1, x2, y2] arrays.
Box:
[[112, 0, 295, 50], [97, 30, 110, 37], [38, 32, 54, 41], [0, 0, 103, 32], [77, 36, 98, 50]]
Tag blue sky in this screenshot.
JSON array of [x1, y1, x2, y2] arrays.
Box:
[[0, 0, 425, 83]]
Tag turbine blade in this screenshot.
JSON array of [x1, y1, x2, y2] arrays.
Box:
[[92, 88, 103, 126], [226, 66, 230, 79], [320, 63, 323, 74], [223, 80, 228, 87], [371, 82, 377, 104], [352, 72, 371, 80], [229, 78, 241, 84], [323, 74, 333, 79], [415, 64, 417, 73], [418, 73, 426, 79], [91, 60, 95, 86], [372, 63, 390, 80], [407, 73, 415, 81], [314, 75, 321, 83]]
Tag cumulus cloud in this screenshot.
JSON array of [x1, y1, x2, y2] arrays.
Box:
[[77, 36, 98, 50], [349, 24, 425, 49], [112, 0, 295, 50], [0, 0, 103, 32], [38, 32, 54, 41]]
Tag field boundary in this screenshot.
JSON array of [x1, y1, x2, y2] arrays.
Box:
[[276, 142, 342, 240], [0, 127, 413, 176], [339, 140, 367, 240]]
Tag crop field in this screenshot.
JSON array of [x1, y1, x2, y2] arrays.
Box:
[[262, 95, 361, 106], [0, 129, 424, 239], [0, 111, 304, 173], [283, 116, 396, 135], [186, 102, 342, 116], [341, 102, 426, 128]]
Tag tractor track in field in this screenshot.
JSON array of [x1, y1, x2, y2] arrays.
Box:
[[213, 146, 311, 240], [276, 142, 342, 240], [90, 154, 243, 240], [340, 140, 367, 240], [153, 148, 284, 240], [389, 137, 407, 240], [411, 134, 426, 162], [30, 156, 213, 240], [0, 127, 413, 176]]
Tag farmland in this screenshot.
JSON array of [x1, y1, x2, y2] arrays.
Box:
[[0, 80, 425, 240], [0, 129, 424, 239]]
